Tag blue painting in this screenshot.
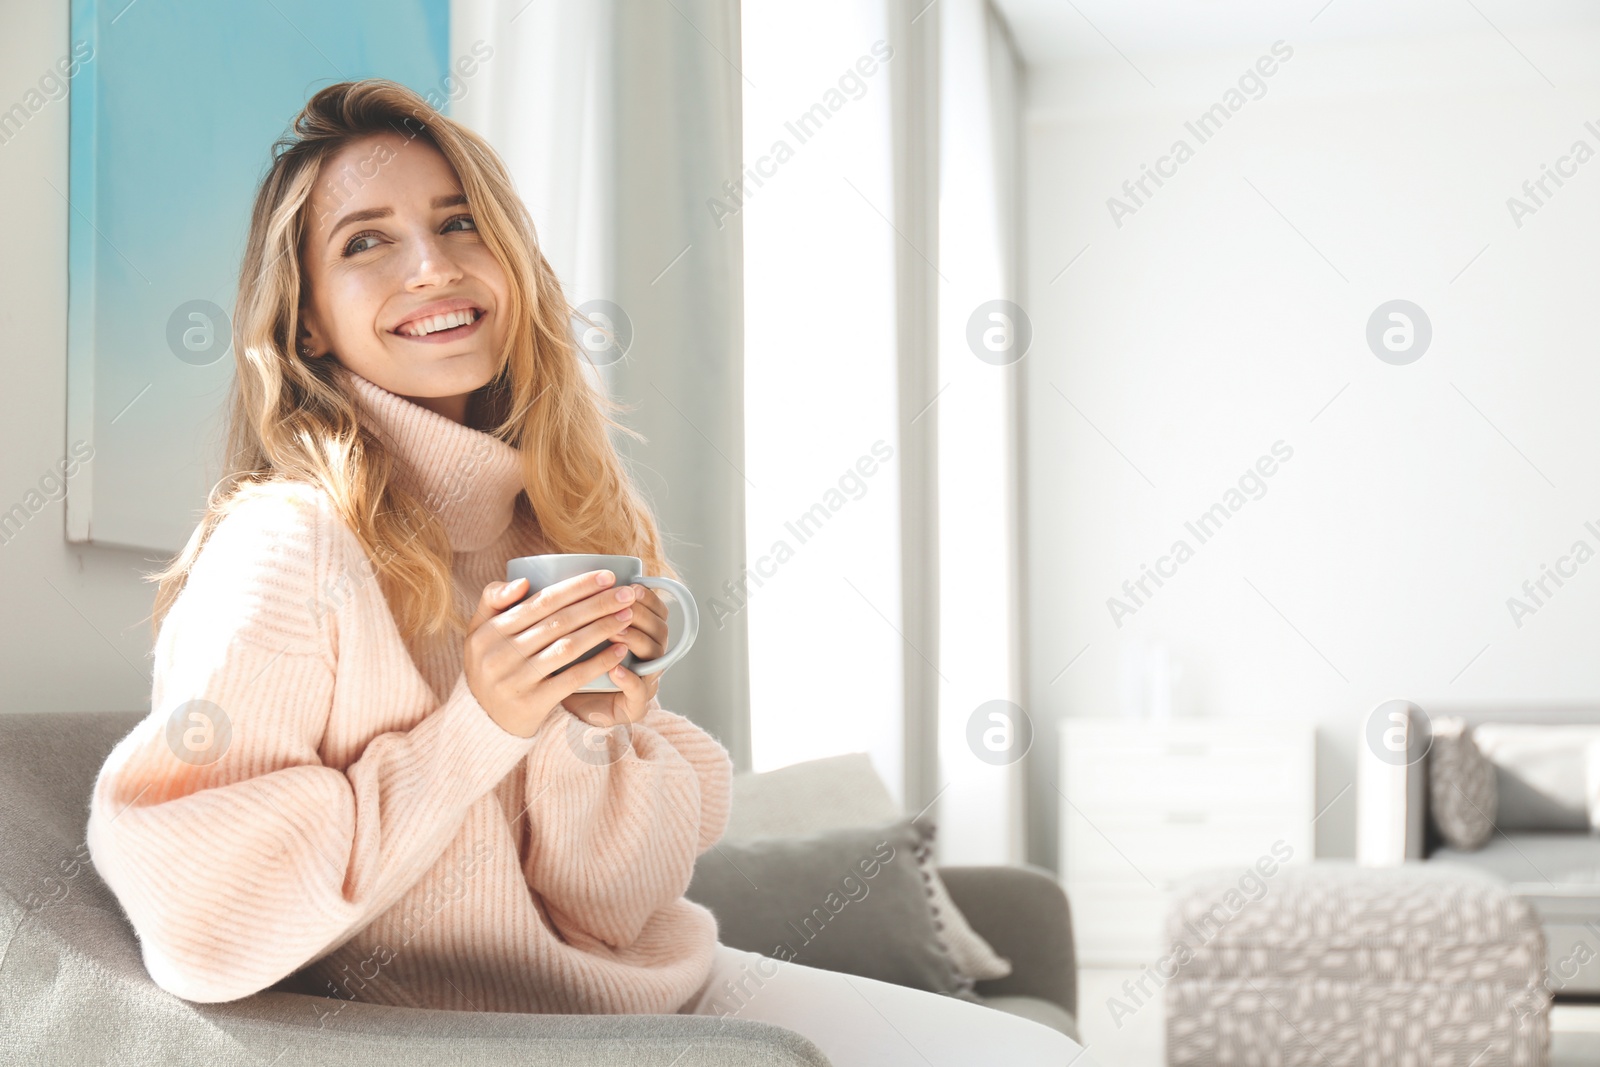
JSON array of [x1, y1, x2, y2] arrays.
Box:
[[67, 0, 452, 551]]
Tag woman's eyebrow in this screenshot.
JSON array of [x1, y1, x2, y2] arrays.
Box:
[[325, 193, 470, 247]]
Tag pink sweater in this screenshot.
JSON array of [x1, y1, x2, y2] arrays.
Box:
[[86, 365, 732, 1015]]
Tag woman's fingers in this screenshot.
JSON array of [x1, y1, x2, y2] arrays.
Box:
[[527, 604, 635, 680], [468, 576, 528, 636], [606, 664, 659, 725], [610, 623, 660, 661], [488, 571, 633, 659], [496, 572, 633, 639], [545, 641, 631, 710], [630, 585, 668, 626], [613, 584, 669, 659]]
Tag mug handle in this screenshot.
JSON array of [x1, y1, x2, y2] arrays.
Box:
[[626, 576, 699, 678]]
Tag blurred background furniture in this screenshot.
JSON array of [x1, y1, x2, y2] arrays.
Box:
[[1358, 701, 1600, 998], [1059, 717, 1315, 965], [1164, 860, 1551, 1067], [0, 710, 1078, 1065]]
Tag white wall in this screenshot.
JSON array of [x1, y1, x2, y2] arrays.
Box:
[[1, 3, 158, 715], [1022, 26, 1600, 866]]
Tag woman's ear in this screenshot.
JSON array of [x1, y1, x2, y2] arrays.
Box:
[[297, 307, 327, 359]]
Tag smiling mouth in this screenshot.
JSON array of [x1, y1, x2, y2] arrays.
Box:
[[392, 308, 486, 340]]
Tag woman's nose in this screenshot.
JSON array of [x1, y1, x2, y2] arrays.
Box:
[[404, 233, 465, 287]]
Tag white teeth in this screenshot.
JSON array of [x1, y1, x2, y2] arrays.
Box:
[[398, 309, 478, 337]]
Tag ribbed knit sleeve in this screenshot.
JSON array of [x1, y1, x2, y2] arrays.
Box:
[[85, 486, 539, 1004], [518, 701, 731, 951], [640, 697, 732, 856]]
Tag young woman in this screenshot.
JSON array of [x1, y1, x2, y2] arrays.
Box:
[[86, 79, 1090, 1066]]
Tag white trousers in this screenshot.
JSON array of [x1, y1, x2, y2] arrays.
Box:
[[676, 943, 1101, 1067]]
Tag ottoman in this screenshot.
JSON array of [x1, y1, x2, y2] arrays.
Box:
[[1163, 860, 1550, 1067]]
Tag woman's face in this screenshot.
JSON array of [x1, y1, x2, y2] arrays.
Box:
[[297, 131, 511, 425]]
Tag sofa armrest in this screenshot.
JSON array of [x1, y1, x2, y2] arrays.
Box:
[[213, 993, 834, 1066], [1356, 699, 1429, 867], [3, 894, 834, 1067], [936, 863, 1076, 1016], [7, 928, 833, 1067]]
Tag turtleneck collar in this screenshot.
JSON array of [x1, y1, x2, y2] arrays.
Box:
[[339, 364, 527, 554]]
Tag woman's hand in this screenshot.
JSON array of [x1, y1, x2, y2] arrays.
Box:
[[564, 583, 669, 729], [611, 583, 670, 662], [463, 570, 641, 738], [563, 663, 661, 730]]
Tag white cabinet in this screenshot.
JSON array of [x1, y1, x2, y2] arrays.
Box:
[[1058, 718, 1316, 965]]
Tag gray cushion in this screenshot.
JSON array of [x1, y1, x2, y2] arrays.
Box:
[[1471, 722, 1600, 831], [1427, 717, 1497, 850], [727, 751, 899, 840], [727, 753, 1013, 983], [686, 815, 980, 1001]]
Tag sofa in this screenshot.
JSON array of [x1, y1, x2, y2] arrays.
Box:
[[1357, 699, 1600, 997], [0, 710, 1079, 1065]]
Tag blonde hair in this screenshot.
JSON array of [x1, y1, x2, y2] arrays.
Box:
[[146, 78, 675, 645]]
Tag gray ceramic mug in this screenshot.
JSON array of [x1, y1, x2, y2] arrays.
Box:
[[505, 553, 699, 693]]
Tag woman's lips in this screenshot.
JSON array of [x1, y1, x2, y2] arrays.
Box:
[[392, 309, 486, 343]]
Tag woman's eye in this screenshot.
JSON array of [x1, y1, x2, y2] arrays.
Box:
[[343, 233, 379, 256], [342, 215, 477, 258]]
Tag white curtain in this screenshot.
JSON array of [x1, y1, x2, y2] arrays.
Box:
[[888, 0, 943, 823], [933, 0, 1027, 865], [449, 0, 610, 300], [453, 0, 751, 763]]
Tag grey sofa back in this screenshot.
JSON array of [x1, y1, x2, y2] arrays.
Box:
[[3, 710, 140, 956]]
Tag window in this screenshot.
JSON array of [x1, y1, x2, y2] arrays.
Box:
[[740, 2, 905, 798]]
